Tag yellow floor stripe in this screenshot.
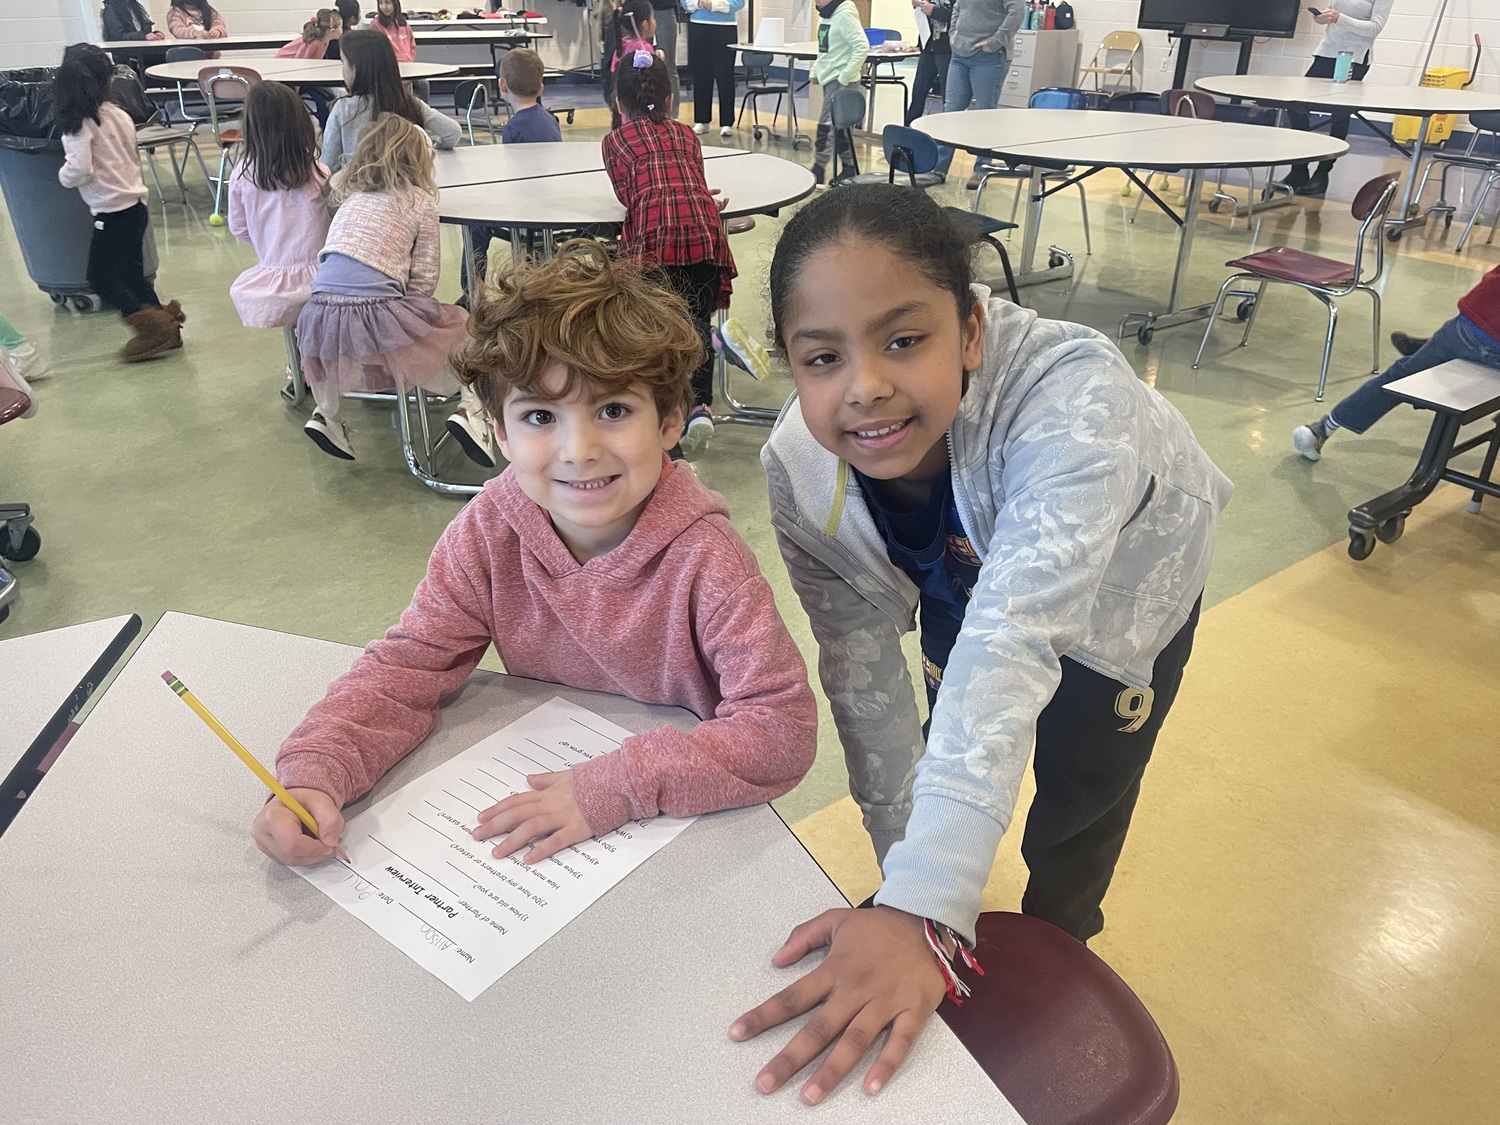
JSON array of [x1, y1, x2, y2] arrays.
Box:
[[792, 482, 1499, 1125]]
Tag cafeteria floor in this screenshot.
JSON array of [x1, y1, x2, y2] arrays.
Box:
[[4, 98, 1496, 1125]]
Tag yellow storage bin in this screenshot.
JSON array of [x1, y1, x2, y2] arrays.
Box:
[[1394, 68, 1469, 144]]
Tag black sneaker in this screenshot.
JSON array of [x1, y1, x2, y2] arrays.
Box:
[[1295, 175, 1329, 197], [1391, 331, 1428, 357]]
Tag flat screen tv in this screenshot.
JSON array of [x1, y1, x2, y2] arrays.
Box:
[[1138, 0, 1302, 39]]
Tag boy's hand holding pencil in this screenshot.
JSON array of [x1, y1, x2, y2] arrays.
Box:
[[251, 788, 347, 866]]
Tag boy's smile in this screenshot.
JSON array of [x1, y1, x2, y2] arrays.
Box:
[[496, 362, 684, 563], [781, 239, 984, 483]]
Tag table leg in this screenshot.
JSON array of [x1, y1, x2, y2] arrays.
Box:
[[1386, 114, 1432, 240], [1006, 165, 1074, 290], [1117, 168, 1249, 344]]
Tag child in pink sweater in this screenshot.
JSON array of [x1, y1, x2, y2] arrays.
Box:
[[253, 240, 818, 868]]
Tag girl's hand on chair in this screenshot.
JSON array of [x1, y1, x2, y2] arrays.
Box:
[[472, 770, 592, 865], [251, 788, 345, 866], [729, 905, 949, 1105]]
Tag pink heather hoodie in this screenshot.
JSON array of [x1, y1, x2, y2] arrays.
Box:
[[275, 458, 817, 834]]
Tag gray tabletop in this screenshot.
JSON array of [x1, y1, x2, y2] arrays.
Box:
[[102, 22, 544, 56], [435, 140, 744, 189], [0, 614, 137, 767], [731, 41, 918, 62], [145, 57, 456, 82], [1194, 74, 1500, 116], [438, 151, 815, 227], [917, 108, 1347, 170], [0, 612, 1017, 1123]]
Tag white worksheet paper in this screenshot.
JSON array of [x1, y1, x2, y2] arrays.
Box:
[[297, 697, 695, 1000]]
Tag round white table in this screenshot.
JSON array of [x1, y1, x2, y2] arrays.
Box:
[[1194, 75, 1500, 240], [916, 108, 1348, 344], [434, 140, 742, 190], [145, 57, 457, 83]]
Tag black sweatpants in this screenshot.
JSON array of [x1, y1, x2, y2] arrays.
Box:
[[689, 21, 737, 128], [660, 261, 719, 410], [1016, 597, 1202, 942], [88, 202, 159, 317], [1287, 53, 1372, 141]]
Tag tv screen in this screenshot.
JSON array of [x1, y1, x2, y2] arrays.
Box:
[[1138, 0, 1302, 39]]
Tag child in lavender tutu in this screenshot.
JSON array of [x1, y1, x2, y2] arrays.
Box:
[[295, 114, 487, 464]]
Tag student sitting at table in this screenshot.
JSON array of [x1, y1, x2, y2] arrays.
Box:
[[457, 47, 561, 310], [277, 8, 342, 59], [101, 0, 164, 41], [371, 0, 430, 101], [166, 0, 227, 40], [324, 0, 364, 59], [253, 240, 819, 869], [321, 28, 459, 173], [1293, 264, 1500, 461]]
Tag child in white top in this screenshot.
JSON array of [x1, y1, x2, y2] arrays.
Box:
[[295, 114, 480, 463], [53, 44, 185, 362]]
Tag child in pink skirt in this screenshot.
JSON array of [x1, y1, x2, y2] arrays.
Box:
[[295, 113, 481, 463], [227, 82, 333, 347]]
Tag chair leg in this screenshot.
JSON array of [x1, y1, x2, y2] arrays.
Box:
[[1131, 181, 1146, 223], [1076, 182, 1092, 255], [983, 236, 1021, 304], [1315, 293, 1340, 402], [166, 142, 189, 202], [281, 325, 307, 405], [186, 136, 213, 194], [1471, 417, 1500, 511], [1009, 179, 1023, 225], [213, 147, 230, 217], [1365, 284, 1382, 374], [1455, 173, 1497, 253], [1240, 280, 1268, 346], [144, 148, 166, 202], [1191, 274, 1244, 369]]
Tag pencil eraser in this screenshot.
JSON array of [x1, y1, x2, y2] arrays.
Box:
[[161, 670, 174, 682]]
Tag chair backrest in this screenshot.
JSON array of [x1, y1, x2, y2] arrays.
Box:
[[165, 45, 207, 62], [1029, 87, 1087, 111], [1349, 172, 1401, 286], [829, 86, 867, 131], [1100, 30, 1142, 53], [1470, 109, 1500, 135], [744, 50, 774, 67], [1107, 90, 1161, 114], [881, 123, 939, 181], [453, 79, 486, 114], [197, 66, 260, 104], [1162, 89, 1215, 119], [878, 28, 902, 42]]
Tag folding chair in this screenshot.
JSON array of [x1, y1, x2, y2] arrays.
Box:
[[1079, 31, 1142, 95], [197, 65, 261, 225], [1193, 173, 1401, 401], [1416, 109, 1500, 253]]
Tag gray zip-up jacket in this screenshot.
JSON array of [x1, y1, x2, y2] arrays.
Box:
[[949, 0, 1022, 59], [762, 294, 1233, 943]]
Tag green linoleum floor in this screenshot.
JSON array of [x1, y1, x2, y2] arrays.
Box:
[[3, 112, 1494, 823]]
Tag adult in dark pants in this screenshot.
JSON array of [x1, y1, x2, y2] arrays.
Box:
[[905, 0, 951, 125], [1280, 0, 1393, 196], [651, 0, 682, 110], [683, 0, 745, 137]]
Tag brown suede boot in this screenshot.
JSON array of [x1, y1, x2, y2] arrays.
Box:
[[162, 299, 187, 326], [121, 307, 181, 362]]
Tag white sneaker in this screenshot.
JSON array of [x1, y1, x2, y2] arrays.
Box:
[[720, 126, 733, 138], [446, 408, 497, 468], [693, 122, 707, 135], [1292, 424, 1326, 463], [5, 341, 51, 383], [678, 405, 714, 458], [305, 411, 355, 460], [713, 318, 771, 381]]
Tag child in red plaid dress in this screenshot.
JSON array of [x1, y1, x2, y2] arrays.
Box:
[[603, 54, 735, 457]]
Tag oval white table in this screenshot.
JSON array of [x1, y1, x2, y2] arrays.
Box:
[[145, 57, 458, 83], [0, 611, 1021, 1124], [917, 108, 1347, 344], [1194, 74, 1500, 240]]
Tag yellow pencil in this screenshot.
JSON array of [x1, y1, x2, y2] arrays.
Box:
[[162, 670, 349, 862]]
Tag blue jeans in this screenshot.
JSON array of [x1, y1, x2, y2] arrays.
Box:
[[934, 50, 1009, 175], [1329, 314, 1500, 434]]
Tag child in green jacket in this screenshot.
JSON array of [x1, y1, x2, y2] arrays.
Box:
[[811, 0, 868, 185]]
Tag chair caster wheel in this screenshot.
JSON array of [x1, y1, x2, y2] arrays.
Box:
[[1385, 228, 1402, 243], [1347, 528, 1375, 560], [209, 212, 226, 226], [1375, 513, 1406, 544], [1048, 251, 1067, 269], [1236, 298, 1257, 321], [0, 525, 40, 562], [1444, 214, 1454, 229], [1136, 326, 1154, 346], [1207, 199, 1221, 213]]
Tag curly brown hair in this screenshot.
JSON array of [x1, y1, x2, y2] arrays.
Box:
[[453, 240, 702, 425]]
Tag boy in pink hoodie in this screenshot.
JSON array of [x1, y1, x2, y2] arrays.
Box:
[[253, 241, 818, 867]]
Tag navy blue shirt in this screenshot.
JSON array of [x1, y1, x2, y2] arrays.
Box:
[[854, 468, 981, 710], [502, 103, 562, 145]]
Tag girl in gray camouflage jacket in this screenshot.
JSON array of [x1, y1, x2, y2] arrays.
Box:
[[729, 184, 1233, 1106]]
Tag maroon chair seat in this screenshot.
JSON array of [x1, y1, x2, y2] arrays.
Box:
[[1223, 246, 1356, 289], [938, 912, 1178, 1125], [0, 363, 32, 424]]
